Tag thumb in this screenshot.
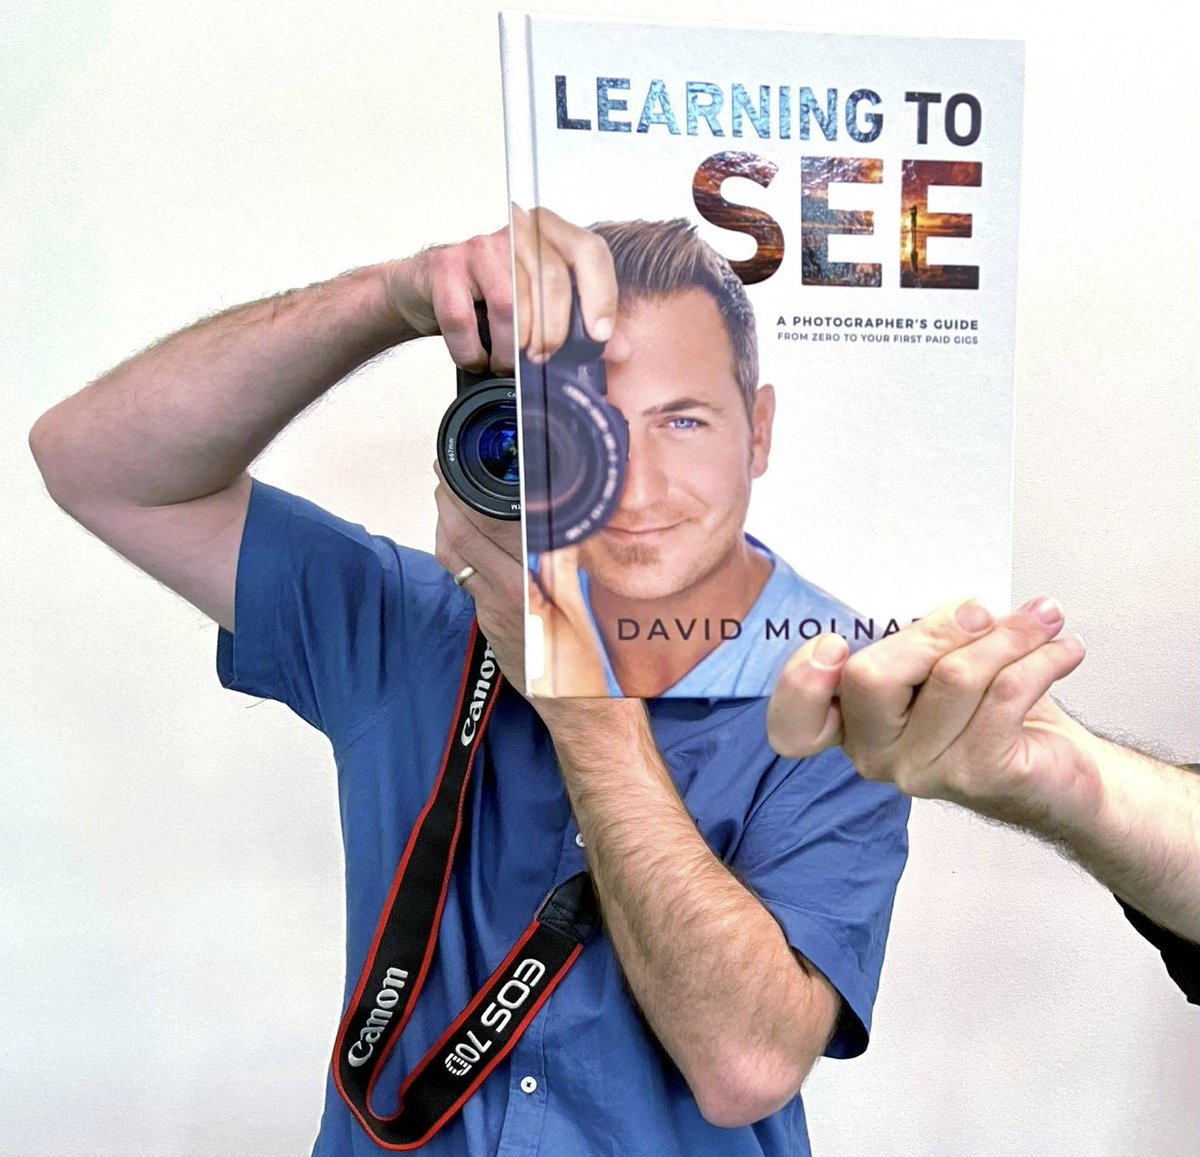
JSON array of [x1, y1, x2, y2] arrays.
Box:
[[767, 634, 849, 758]]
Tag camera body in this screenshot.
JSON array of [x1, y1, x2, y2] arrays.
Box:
[[437, 300, 629, 553]]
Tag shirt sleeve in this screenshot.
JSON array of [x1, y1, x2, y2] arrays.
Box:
[[730, 747, 911, 1059], [1116, 897, 1200, 1005], [216, 479, 473, 740]]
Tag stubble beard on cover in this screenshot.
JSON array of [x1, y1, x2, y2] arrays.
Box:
[[605, 540, 660, 568], [582, 532, 740, 605]]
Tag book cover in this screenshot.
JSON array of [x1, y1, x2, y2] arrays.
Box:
[[500, 13, 1025, 698]]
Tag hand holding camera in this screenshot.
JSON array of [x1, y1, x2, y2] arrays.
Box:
[[387, 205, 616, 374], [423, 208, 622, 697], [431, 207, 629, 552]]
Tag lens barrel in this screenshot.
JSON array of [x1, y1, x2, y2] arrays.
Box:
[[437, 378, 521, 521], [520, 366, 628, 554], [436, 292, 628, 548]]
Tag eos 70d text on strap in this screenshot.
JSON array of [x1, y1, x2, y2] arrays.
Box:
[[332, 624, 600, 1150]]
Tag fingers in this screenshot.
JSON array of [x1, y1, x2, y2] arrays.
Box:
[[408, 206, 615, 377], [832, 596, 1086, 802], [511, 205, 617, 362], [433, 462, 522, 560], [902, 598, 1071, 766], [528, 207, 618, 343], [434, 473, 532, 689], [437, 233, 510, 371], [414, 230, 514, 374], [954, 633, 1086, 763], [767, 634, 849, 758], [481, 289, 517, 377], [526, 546, 611, 699], [433, 472, 523, 598], [530, 546, 587, 638], [838, 598, 996, 754]]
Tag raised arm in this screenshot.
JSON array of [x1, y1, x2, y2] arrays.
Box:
[[28, 232, 519, 630], [767, 599, 1200, 944]]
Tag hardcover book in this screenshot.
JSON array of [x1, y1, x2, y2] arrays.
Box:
[[499, 13, 1025, 698]]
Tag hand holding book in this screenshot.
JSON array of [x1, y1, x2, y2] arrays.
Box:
[[766, 597, 1200, 952], [765, 597, 1092, 824]]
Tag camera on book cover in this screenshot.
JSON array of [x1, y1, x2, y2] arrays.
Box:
[[519, 295, 628, 552], [438, 293, 628, 552]]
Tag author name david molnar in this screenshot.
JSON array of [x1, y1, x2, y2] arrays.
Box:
[[614, 616, 918, 642]]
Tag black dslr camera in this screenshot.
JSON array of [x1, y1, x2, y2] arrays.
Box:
[[437, 298, 629, 553]]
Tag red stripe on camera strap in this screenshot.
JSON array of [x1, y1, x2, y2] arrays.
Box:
[[332, 624, 599, 1149]]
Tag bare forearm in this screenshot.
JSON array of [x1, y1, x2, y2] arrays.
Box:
[[1050, 739, 1200, 942], [30, 264, 411, 509], [543, 702, 835, 1127]]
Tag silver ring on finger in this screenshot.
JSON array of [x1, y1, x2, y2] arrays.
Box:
[[452, 564, 477, 588]]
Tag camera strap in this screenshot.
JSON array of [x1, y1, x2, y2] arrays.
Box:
[[332, 624, 600, 1150]]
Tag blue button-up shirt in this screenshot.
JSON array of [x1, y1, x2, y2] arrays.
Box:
[[218, 482, 909, 1156]]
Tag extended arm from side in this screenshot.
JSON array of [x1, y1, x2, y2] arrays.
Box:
[[766, 598, 1200, 944], [1072, 742, 1200, 940]]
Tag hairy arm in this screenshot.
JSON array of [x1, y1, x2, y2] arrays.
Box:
[[1046, 739, 1200, 942], [28, 233, 518, 630], [435, 468, 840, 1114], [538, 699, 840, 1128], [768, 598, 1200, 944]]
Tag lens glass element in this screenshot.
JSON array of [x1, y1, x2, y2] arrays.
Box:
[[437, 380, 520, 520], [473, 414, 519, 485]]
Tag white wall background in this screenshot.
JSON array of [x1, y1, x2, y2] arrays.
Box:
[[2, 1, 1196, 1155]]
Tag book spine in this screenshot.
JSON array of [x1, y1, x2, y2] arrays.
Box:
[[498, 11, 538, 209], [498, 11, 548, 691]]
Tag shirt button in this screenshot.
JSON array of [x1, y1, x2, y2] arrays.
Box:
[[520, 1076, 538, 1095], [574, 832, 585, 848]]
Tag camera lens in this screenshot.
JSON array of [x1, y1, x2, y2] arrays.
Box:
[[437, 300, 629, 543], [437, 380, 522, 521], [468, 412, 519, 486]]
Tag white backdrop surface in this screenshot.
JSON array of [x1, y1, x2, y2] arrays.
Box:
[[2, 1, 1197, 1155]]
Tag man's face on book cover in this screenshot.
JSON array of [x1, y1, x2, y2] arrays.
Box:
[[577, 288, 773, 602]]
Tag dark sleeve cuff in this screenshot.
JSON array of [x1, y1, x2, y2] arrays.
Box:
[[215, 480, 295, 703], [1117, 896, 1200, 1005]]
